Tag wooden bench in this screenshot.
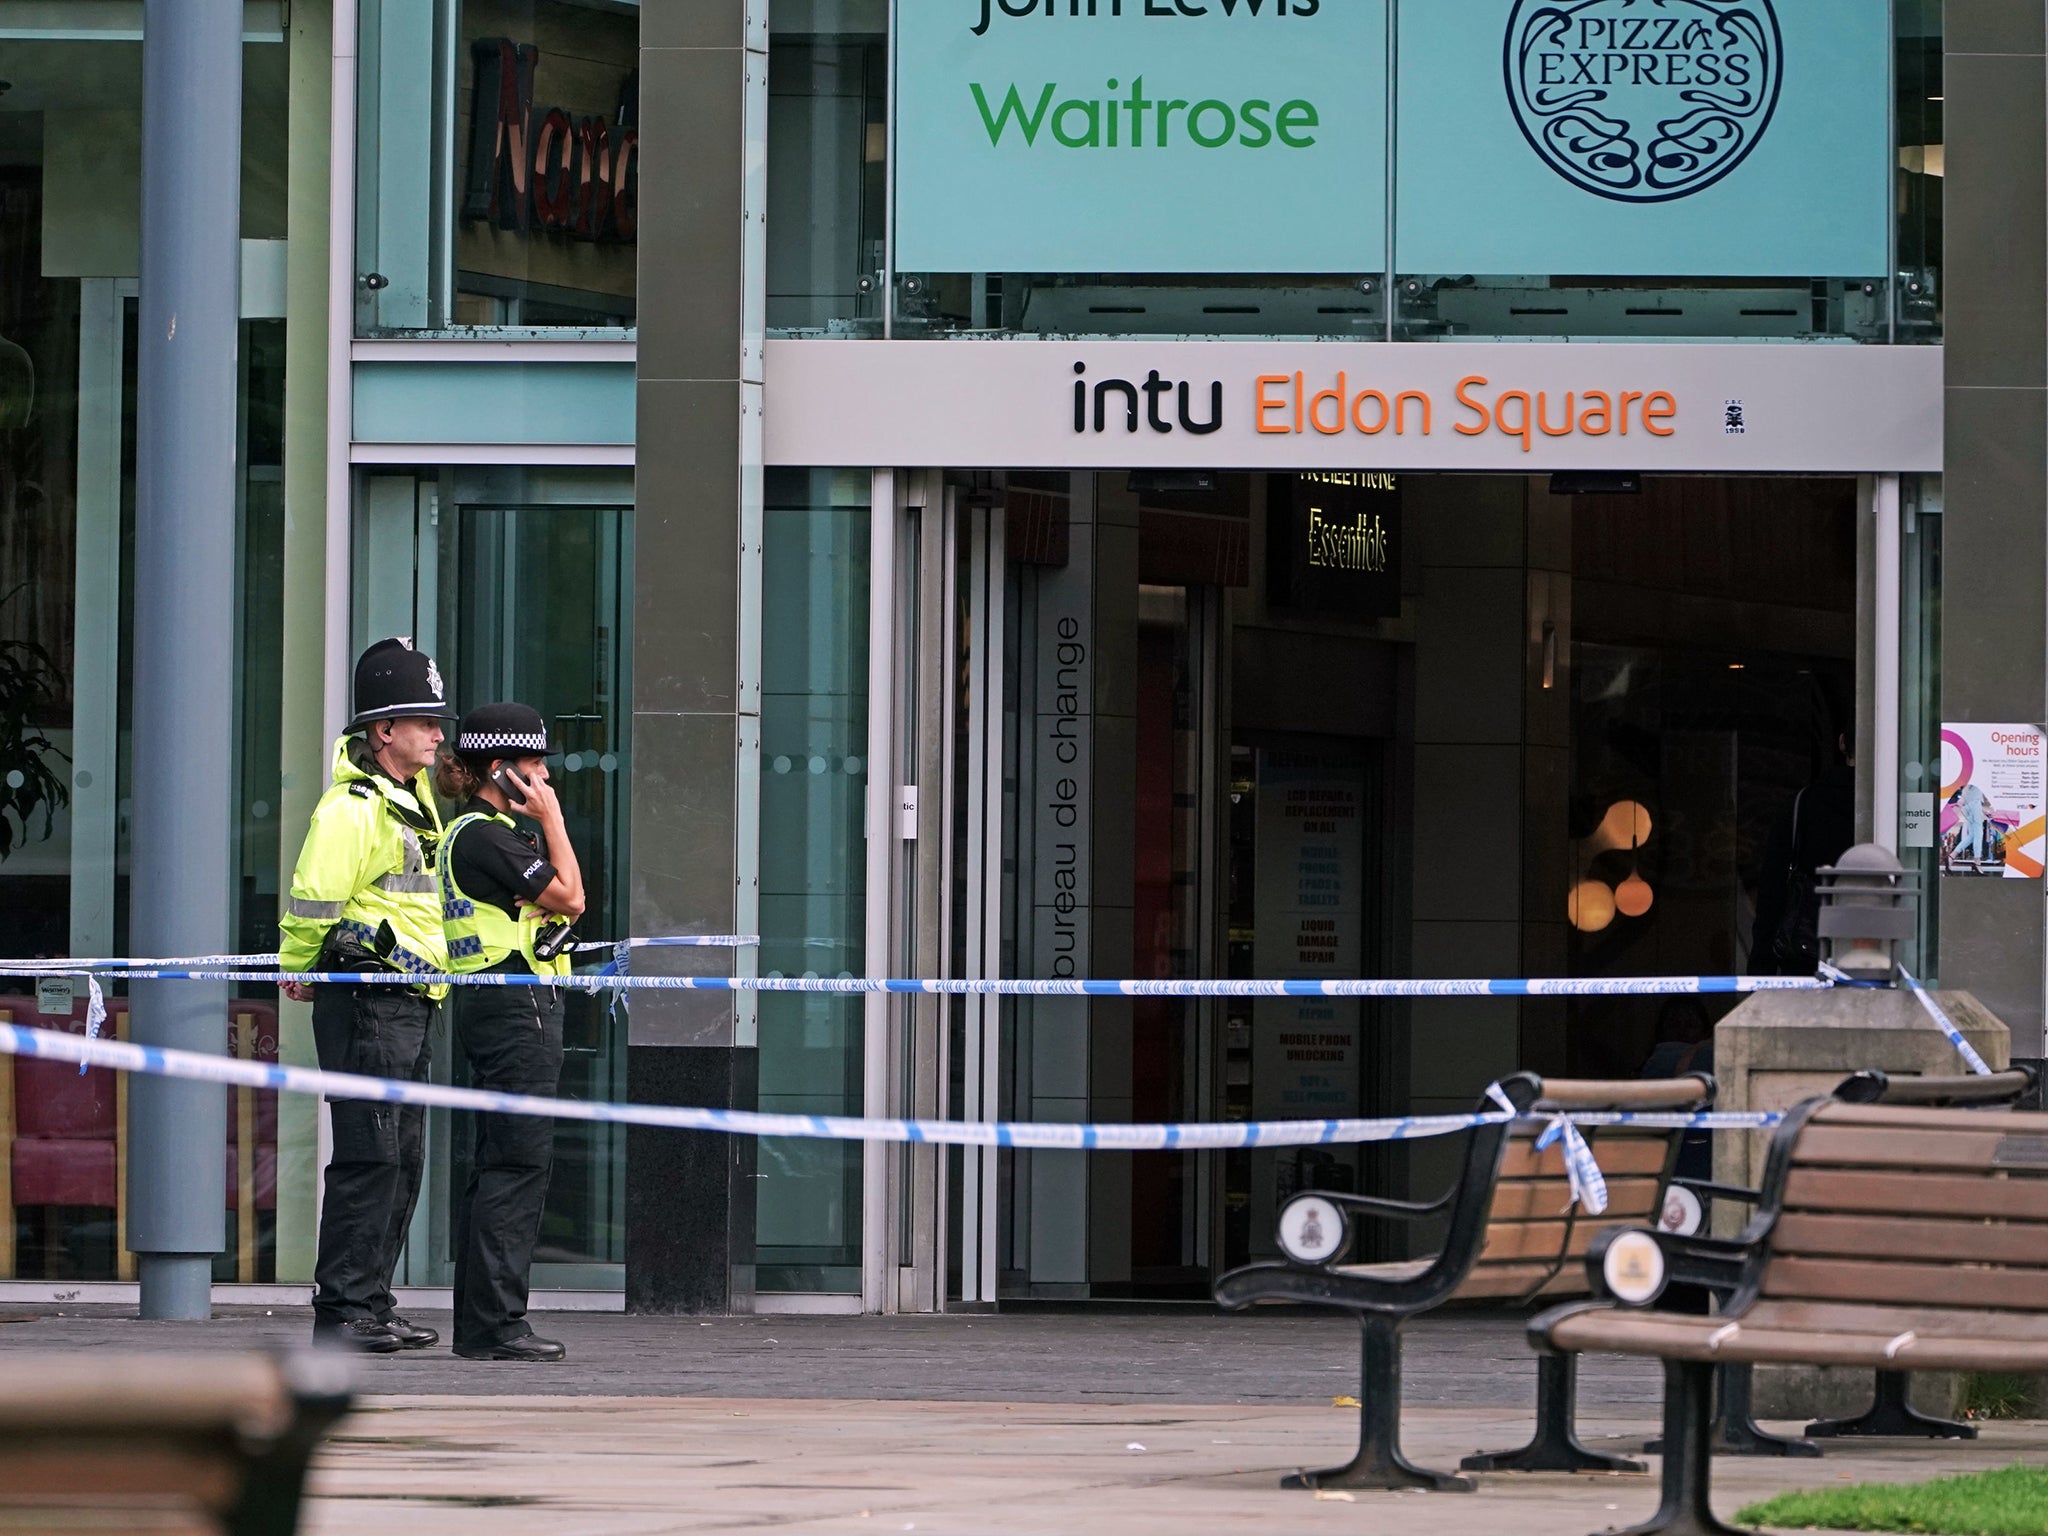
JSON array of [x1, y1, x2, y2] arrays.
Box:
[[1662, 1067, 2038, 1460], [1533, 1092, 2048, 1536], [1213, 1071, 1715, 1491], [0, 1352, 352, 1535]]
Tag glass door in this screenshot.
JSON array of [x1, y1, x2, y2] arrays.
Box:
[[450, 497, 632, 1290], [360, 467, 632, 1292]]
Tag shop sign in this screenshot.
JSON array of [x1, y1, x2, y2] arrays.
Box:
[[1400, 0, 1888, 276], [763, 340, 1944, 473], [895, 0, 1387, 273], [463, 39, 640, 243], [1268, 472, 1401, 620]]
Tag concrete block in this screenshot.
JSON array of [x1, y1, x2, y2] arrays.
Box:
[[1710, 987, 2011, 1200]]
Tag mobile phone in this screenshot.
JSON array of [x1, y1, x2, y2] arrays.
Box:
[[491, 762, 533, 808]]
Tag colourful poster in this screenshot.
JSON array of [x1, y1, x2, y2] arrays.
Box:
[[1938, 725, 2047, 879]]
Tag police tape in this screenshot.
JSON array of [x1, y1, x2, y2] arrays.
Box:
[[0, 935, 758, 975], [1897, 963, 1995, 1076], [0, 1018, 1786, 1151], [6, 966, 1831, 999]]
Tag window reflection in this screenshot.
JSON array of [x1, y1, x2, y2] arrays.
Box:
[[357, 0, 639, 335]]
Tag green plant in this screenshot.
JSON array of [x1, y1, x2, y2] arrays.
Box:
[[1737, 1464, 2048, 1536], [0, 583, 68, 860], [1962, 1374, 2043, 1421]]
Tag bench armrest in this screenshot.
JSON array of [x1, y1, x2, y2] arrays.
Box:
[[1674, 1177, 1760, 1206], [1323, 1187, 1456, 1223], [1585, 1225, 1749, 1305]]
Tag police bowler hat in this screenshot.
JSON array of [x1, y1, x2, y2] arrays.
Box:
[[349, 637, 455, 730], [454, 701, 558, 761]]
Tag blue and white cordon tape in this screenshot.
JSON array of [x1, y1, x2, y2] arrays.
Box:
[[1, 966, 1832, 998], [0, 1018, 1785, 1152], [1896, 963, 1994, 1076], [1488, 1082, 1610, 1215]]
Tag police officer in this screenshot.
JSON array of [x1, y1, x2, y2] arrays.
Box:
[[435, 703, 585, 1362], [280, 638, 452, 1354]]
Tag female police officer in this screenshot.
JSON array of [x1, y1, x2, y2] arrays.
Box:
[[435, 703, 585, 1361]]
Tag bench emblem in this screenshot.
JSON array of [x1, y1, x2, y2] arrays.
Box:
[[1278, 1194, 1348, 1266]]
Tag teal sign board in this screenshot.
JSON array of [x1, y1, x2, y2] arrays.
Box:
[[1396, 0, 1891, 276], [895, 0, 1389, 275]]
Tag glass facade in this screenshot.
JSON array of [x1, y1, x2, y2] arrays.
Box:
[[767, 5, 888, 339], [356, 0, 640, 335], [0, 0, 1959, 1310], [828, 1, 1939, 341], [353, 464, 634, 1289], [757, 469, 871, 1293], [1899, 474, 1943, 974], [0, 21, 291, 1282]]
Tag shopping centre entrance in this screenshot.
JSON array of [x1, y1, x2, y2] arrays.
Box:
[[869, 469, 1877, 1303]]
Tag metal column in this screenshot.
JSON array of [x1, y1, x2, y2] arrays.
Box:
[[127, 0, 243, 1318]]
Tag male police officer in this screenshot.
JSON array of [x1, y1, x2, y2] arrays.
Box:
[[280, 638, 453, 1353], [436, 703, 584, 1361]]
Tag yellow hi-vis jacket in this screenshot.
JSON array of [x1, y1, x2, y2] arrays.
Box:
[[439, 810, 572, 979], [280, 735, 450, 1000]]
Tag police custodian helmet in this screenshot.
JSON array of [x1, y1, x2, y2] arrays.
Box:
[[348, 637, 455, 731], [453, 702, 558, 763]]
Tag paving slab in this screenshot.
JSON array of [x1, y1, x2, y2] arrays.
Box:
[[304, 1395, 2047, 1536], [6, 1309, 2037, 1534], [0, 1305, 1666, 1407]]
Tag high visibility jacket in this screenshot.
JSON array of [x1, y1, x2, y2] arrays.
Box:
[[439, 810, 572, 979], [280, 736, 450, 999]]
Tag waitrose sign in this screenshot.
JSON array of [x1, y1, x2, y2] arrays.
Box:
[[895, 0, 1387, 274]]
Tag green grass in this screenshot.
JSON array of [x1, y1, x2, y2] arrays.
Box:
[[1736, 1465, 2048, 1535]]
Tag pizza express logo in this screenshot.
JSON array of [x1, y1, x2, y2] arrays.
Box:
[[1505, 0, 1782, 203]]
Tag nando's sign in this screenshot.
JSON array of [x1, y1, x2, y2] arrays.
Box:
[[463, 38, 640, 243]]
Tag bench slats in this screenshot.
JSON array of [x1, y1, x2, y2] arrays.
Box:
[[1763, 1255, 2048, 1311], [1478, 1221, 1573, 1262], [1497, 1137, 1668, 1181], [1772, 1211, 2048, 1267], [1454, 1263, 1572, 1300], [1816, 1102, 2042, 1134], [1794, 1124, 2009, 1171], [1546, 1308, 2048, 1372], [1745, 1297, 2048, 1341], [1783, 1167, 2048, 1222]]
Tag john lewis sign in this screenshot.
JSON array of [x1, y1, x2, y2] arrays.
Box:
[[895, 0, 1387, 274]]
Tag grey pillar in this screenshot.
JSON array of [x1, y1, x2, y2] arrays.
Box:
[[1941, 7, 2048, 1063], [127, 0, 243, 1318], [626, 2, 765, 1313], [1400, 477, 1536, 1218]]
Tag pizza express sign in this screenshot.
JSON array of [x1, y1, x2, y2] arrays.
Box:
[[1504, 0, 1782, 203]]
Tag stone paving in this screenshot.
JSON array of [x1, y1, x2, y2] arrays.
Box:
[[303, 1396, 2046, 1536], [0, 1305, 1663, 1406], [4, 1308, 2041, 1535]]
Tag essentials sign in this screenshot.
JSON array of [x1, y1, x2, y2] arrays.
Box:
[[895, 0, 1388, 273]]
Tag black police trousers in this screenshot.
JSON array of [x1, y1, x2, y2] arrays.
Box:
[[451, 981, 564, 1350], [310, 983, 433, 1329]]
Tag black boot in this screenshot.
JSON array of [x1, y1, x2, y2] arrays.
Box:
[[378, 1313, 441, 1350], [454, 1334, 566, 1362], [314, 1318, 402, 1354]]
